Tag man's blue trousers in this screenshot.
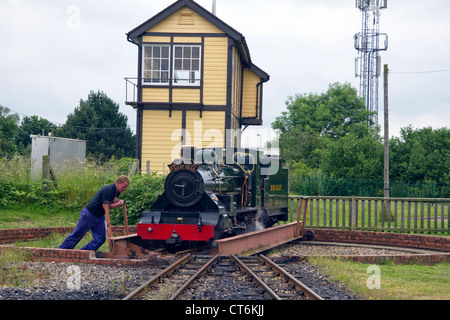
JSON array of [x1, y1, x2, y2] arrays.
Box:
[[59, 208, 106, 251]]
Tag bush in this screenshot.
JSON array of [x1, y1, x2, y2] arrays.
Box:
[[290, 173, 450, 198], [0, 156, 166, 222]]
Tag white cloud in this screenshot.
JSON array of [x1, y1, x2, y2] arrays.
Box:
[[1, 0, 449, 140]]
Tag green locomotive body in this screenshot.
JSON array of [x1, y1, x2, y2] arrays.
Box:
[[137, 147, 289, 249]]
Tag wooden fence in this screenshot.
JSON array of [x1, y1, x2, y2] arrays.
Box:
[[288, 196, 450, 233]]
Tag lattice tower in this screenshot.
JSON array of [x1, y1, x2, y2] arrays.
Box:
[[354, 0, 388, 125]]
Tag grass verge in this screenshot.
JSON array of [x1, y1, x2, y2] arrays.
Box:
[[0, 207, 109, 252], [0, 206, 78, 229], [308, 256, 450, 300], [14, 232, 109, 252]]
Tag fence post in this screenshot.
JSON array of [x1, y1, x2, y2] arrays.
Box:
[[289, 198, 294, 222], [382, 197, 391, 229], [128, 159, 139, 176], [42, 155, 57, 191], [351, 196, 357, 230]]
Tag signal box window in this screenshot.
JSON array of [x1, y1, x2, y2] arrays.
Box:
[[143, 45, 170, 84], [173, 45, 201, 86]]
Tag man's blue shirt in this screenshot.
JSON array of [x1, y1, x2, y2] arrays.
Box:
[[85, 184, 120, 217]]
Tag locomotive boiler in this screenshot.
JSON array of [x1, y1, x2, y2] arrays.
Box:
[[137, 147, 289, 250]]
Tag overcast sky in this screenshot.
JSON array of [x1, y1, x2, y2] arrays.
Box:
[[1, 0, 449, 148]]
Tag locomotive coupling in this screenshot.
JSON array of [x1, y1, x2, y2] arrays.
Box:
[[166, 231, 182, 246]]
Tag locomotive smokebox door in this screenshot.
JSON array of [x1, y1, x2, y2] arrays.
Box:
[[164, 168, 204, 207]]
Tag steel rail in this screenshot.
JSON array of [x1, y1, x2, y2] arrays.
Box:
[[259, 254, 324, 300], [231, 254, 282, 300], [170, 254, 220, 300], [122, 254, 192, 300]]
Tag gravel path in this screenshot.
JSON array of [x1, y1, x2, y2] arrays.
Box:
[[0, 262, 163, 300]]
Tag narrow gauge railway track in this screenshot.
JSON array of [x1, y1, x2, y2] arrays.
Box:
[[232, 255, 324, 301], [123, 254, 323, 301], [123, 254, 217, 300]]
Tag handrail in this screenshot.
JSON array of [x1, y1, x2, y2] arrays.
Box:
[[124, 77, 203, 105]]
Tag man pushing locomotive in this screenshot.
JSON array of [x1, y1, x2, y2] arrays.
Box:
[[58, 175, 130, 251], [57, 147, 297, 254]]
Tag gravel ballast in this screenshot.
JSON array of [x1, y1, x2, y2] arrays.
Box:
[[0, 243, 421, 300], [0, 262, 162, 300]]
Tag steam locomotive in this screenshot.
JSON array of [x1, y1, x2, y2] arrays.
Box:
[[136, 146, 289, 250]]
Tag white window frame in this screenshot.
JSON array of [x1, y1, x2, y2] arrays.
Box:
[[142, 45, 171, 85], [172, 45, 201, 87]]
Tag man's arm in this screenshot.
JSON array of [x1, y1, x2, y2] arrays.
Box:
[[108, 199, 125, 209]]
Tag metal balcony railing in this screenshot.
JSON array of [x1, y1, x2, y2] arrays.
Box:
[[125, 78, 138, 106], [125, 76, 202, 106]]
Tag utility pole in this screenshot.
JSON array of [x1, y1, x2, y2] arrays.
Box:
[[384, 64, 389, 199], [383, 64, 390, 223]]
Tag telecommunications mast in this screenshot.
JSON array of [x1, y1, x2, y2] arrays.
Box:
[[354, 0, 388, 125]]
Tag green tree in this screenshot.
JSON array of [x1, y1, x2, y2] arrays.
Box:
[[390, 126, 450, 184], [0, 105, 19, 156], [272, 82, 375, 139], [15, 115, 55, 155], [278, 127, 324, 170], [272, 82, 380, 180], [321, 134, 383, 180], [58, 91, 136, 160]]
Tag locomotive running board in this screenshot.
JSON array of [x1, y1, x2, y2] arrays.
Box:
[[215, 222, 303, 256]]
